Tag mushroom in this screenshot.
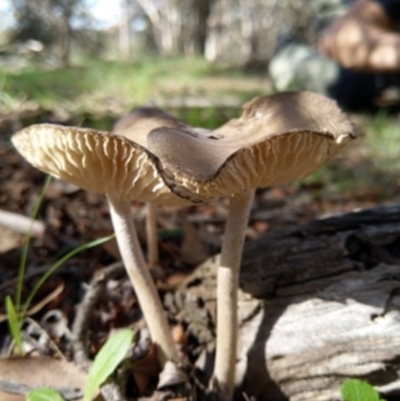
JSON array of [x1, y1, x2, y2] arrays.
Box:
[[144, 91, 355, 400], [11, 123, 193, 366], [112, 107, 188, 268], [12, 91, 355, 400]]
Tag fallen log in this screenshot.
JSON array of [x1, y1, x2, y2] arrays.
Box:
[[176, 205, 400, 401]]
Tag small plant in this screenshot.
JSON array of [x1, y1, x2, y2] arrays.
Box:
[[341, 379, 387, 401], [5, 295, 24, 354], [6, 233, 115, 354], [84, 328, 134, 401], [6, 175, 51, 355], [5, 175, 114, 354]]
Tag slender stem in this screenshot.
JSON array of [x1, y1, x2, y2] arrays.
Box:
[[146, 203, 159, 268], [212, 189, 255, 401], [107, 195, 178, 366]]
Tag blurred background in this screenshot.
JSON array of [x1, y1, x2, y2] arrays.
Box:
[[0, 0, 399, 218], [0, 0, 347, 118], [2, 0, 341, 67]]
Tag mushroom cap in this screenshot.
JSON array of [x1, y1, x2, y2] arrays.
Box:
[[11, 91, 355, 205], [147, 91, 355, 199], [11, 124, 192, 206], [112, 107, 187, 147]]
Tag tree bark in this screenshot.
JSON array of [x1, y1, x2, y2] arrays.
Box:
[[119, 0, 132, 60], [175, 205, 400, 401], [190, 0, 213, 55], [58, 0, 83, 68], [135, 0, 182, 56], [59, 8, 72, 67]]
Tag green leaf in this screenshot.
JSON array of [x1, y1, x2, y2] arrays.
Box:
[[5, 296, 24, 355], [26, 387, 66, 401], [84, 329, 134, 401], [341, 379, 386, 401]]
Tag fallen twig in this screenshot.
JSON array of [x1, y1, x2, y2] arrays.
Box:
[[71, 262, 125, 369], [0, 209, 45, 237]]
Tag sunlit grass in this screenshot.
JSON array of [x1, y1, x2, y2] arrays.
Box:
[[363, 111, 400, 171], [301, 113, 400, 202], [0, 57, 267, 113]]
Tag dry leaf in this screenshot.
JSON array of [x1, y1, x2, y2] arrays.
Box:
[[157, 361, 188, 390], [132, 342, 160, 395], [0, 356, 87, 400]]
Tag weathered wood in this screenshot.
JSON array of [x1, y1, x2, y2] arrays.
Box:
[[176, 205, 400, 401]]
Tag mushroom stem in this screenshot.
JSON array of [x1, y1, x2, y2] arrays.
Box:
[[213, 189, 255, 401], [146, 203, 159, 268], [107, 195, 178, 366]]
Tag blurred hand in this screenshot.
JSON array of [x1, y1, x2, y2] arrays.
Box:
[[319, 0, 400, 73]]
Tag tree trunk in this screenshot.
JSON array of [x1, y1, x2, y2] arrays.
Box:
[[190, 0, 213, 55], [119, 0, 131, 60], [204, 0, 229, 62], [135, 0, 182, 56], [59, 11, 72, 67], [173, 205, 400, 401]]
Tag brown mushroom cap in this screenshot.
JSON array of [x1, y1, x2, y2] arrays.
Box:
[[112, 107, 187, 146], [147, 91, 355, 199], [11, 124, 192, 206]]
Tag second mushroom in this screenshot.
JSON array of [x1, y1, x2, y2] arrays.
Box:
[[112, 106, 190, 268]]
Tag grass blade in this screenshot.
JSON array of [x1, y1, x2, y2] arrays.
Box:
[[21, 234, 115, 318], [5, 295, 24, 355]]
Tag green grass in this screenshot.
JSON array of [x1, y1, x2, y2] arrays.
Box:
[[0, 57, 267, 114], [299, 113, 400, 202], [363, 111, 400, 171], [1, 66, 90, 109]]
